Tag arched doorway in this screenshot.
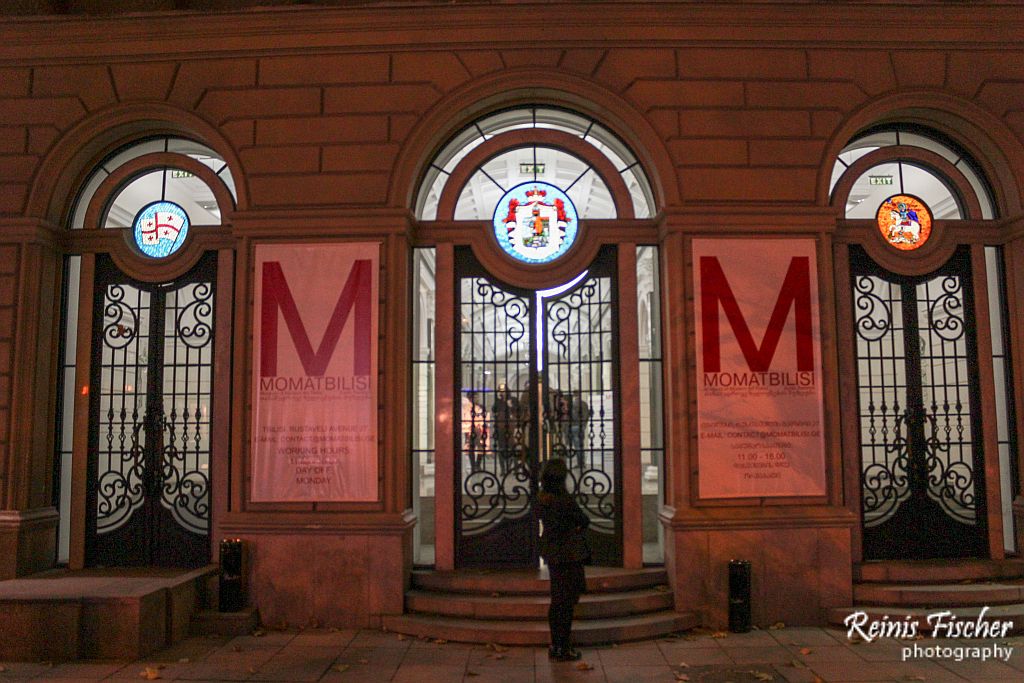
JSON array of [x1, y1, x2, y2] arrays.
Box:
[[454, 246, 620, 567], [832, 125, 1018, 561], [54, 137, 236, 568], [411, 105, 663, 570]]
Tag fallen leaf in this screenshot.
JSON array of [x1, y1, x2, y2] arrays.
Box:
[[575, 661, 594, 671], [434, 638, 448, 644], [799, 647, 813, 655], [487, 653, 507, 660], [678, 661, 690, 668], [252, 628, 265, 637], [711, 631, 728, 639], [140, 667, 161, 680], [674, 673, 690, 682], [753, 673, 774, 682], [397, 634, 407, 641], [333, 664, 350, 673], [247, 667, 256, 674], [769, 621, 786, 630], [486, 642, 509, 652]]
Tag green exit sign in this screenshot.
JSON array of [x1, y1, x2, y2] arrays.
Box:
[[869, 175, 893, 186], [170, 170, 194, 179], [519, 163, 545, 175]]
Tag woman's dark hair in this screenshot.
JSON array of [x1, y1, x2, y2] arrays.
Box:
[[540, 458, 569, 494]]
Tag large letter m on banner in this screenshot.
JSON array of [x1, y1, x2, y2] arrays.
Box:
[[700, 256, 814, 373], [261, 259, 372, 377]]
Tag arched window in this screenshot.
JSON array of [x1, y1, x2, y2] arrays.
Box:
[[830, 125, 994, 220], [410, 105, 664, 569], [831, 123, 1018, 563], [417, 106, 656, 222], [54, 136, 235, 568]]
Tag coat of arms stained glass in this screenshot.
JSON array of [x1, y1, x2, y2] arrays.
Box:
[[492, 182, 578, 264]]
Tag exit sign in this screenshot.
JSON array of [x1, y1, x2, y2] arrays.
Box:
[[519, 163, 545, 175], [869, 175, 893, 186]]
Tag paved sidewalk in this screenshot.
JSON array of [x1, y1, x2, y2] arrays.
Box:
[[2, 626, 1023, 682]]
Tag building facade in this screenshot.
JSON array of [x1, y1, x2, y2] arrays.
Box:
[[1, 1, 1023, 630]]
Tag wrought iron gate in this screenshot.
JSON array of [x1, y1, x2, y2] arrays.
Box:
[[851, 245, 987, 559], [85, 253, 215, 567], [455, 247, 621, 568]]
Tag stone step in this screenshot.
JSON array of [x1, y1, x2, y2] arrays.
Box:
[[411, 567, 668, 595], [406, 586, 674, 621], [381, 610, 699, 646], [854, 559, 1024, 584], [828, 605, 1024, 637], [0, 565, 217, 661], [854, 580, 1024, 607]]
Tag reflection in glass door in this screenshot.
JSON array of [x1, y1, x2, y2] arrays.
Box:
[[454, 247, 620, 568]]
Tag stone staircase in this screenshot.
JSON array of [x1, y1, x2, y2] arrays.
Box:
[[828, 559, 1024, 635], [382, 566, 698, 645]]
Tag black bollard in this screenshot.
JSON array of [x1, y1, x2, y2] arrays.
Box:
[[728, 559, 752, 633], [219, 538, 245, 612]]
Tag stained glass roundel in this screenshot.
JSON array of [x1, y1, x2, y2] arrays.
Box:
[[876, 194, 932, 251], [492, 182, 578, 264], [133, 200, 190, 258]]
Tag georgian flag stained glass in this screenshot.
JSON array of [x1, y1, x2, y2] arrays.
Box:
[[133, 200, 190, 258]]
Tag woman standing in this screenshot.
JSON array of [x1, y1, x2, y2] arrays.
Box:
[[535, 458, 590, 661]]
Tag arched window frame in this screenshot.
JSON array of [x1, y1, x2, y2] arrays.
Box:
[[413, 105, 660, 289], [53, 135, 238, 568], [830, 123, 1020, 562], [830, 128, 1002, 274], [66, 137, 236, 282]]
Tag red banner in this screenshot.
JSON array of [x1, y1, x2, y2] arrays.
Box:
[[693, 238, 827, 498], [251, 243, 379, 502]]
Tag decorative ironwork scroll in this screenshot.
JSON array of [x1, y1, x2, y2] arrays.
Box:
[[544, 273, 617, 539], [456, 273, 534, 563], [87, 253, 215, 568], [851, 246, 986, 559], [158, 281, 213, 535]]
